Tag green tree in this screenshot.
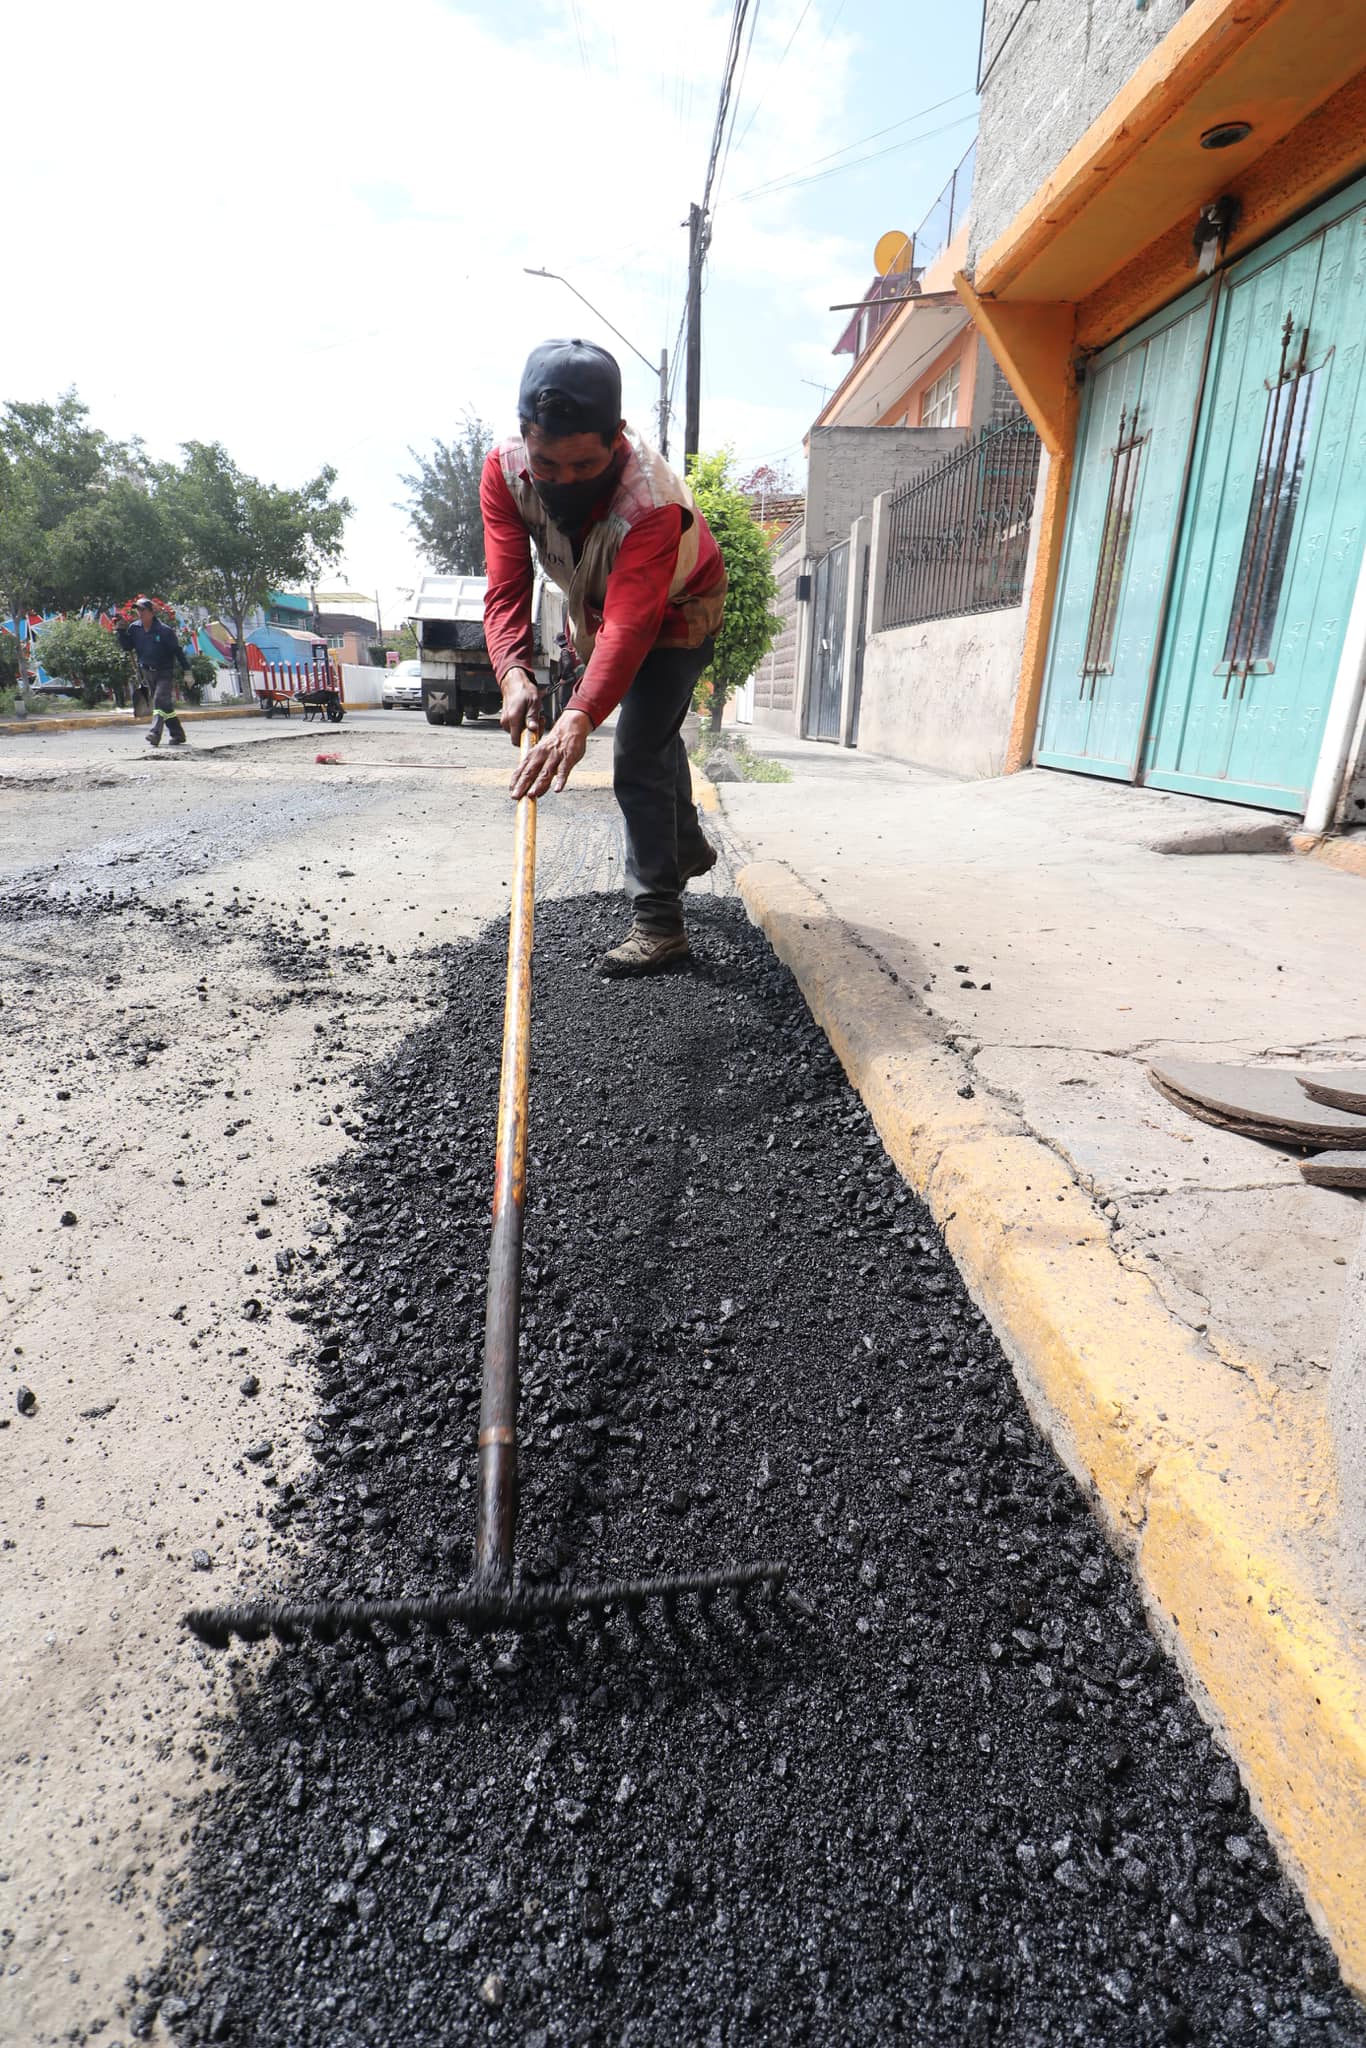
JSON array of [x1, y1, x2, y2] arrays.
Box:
[[0, 394, 182, 715], [186, 652, 217, 705], [400, 413, 493, 574], [34, 616, 133, 708], [169, 443, 351, 696], [48, 470, 181, 614], [687, 449, 782, 732], [0, 391, 112, 715]]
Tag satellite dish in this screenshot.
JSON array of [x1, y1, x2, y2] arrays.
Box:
[[874, 230, 913, 276]]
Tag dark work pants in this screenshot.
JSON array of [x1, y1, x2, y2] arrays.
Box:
[[613, 638, 714, 936], [144, 669, 186, 744]]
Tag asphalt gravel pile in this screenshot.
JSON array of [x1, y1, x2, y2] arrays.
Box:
[[160, 896, 1365, 2048]]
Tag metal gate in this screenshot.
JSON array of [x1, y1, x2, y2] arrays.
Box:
[[1144, 183, 1366, 809], [805, 541, 848, 741], [1038, 172, 1366, 812], [848, 545, 871, 747]]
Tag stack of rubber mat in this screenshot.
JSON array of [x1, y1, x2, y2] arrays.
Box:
[[1147, 1061, 1366, 1189]]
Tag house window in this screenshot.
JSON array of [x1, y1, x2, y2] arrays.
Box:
[[327, 635, 345, 650], [920, 360, 961, 428]]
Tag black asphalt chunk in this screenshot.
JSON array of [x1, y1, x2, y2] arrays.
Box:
[[165, 897, 1363, 2047]]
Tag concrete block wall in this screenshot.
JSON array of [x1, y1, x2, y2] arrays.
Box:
[[969, 0, 1189, 265], [805, 427, 966, 558]]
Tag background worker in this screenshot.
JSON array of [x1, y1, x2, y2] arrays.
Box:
[[116, 598, 191, 748], [480, 339, 727, 977]]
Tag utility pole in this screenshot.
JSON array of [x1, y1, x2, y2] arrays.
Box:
[[684, 203, 705, 469], [658, 347, 669, 459]]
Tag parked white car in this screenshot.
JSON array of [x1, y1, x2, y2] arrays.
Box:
[[382, 659, 423, 709]]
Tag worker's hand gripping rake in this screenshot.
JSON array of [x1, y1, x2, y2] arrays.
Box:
[[187, 721, 797, 1656]]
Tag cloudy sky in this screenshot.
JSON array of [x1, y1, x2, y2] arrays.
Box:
[[13, 0, 979, 616]]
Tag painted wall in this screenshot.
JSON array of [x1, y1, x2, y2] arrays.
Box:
[[857, 605, 1031, 776], [874, 331, 1001, 431], [340, 664, 385, 706], [970, 0, 1188, 264], [805, 427, 966, 556], [247, 625, 326, 668]]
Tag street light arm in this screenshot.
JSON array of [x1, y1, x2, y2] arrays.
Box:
[[523, 267, 660, 381]]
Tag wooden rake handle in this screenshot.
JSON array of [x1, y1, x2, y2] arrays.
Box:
[[474, 716, 541, 1579]]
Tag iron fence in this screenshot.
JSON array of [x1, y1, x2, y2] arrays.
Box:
[[883, 413, 1041, 629]]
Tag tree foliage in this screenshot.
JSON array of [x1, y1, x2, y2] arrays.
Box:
[[0, 395, 179, 618], [34, 616, 133, 707], [167, 442, 351, 680], [400, 414, 493, 574], [186, 652, 217, 704], [737, 460, 796, 499], [687, 449, 783, 731], [0, 388, 353, 709]]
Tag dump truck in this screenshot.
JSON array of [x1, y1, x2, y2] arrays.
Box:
[[411, 571, 564, 727]]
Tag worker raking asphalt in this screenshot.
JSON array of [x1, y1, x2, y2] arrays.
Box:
[[161, 897, 1365, 2047]]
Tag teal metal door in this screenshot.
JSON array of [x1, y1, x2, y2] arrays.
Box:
[[1144, 182, 1366, 810], [1036, 282, 1215, 777]]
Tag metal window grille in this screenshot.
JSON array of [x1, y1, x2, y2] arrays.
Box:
[[1221, 314, 1321, 695], [883, 414, 1041, 629], [1079, 405, 1148, 697], [920, 360, 962, 429]]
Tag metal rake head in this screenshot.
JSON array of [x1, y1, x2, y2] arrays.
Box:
[[185, 1558, 811, 1652]]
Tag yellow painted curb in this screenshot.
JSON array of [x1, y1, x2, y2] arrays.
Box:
[[1292, 832, 1366, 881], [692, 766, 720, 815], [736, 857, 1366, 1991]]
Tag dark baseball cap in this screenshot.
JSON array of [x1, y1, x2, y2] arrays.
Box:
[[518, 339, 622, 439]]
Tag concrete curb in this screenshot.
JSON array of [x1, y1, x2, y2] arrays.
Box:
[[735, 857, 1366, 1991], [1293, 831, 1366, 881], [0, 705, 272, 738], [0, 703, 383, 740], [692, 765, 720, 815]]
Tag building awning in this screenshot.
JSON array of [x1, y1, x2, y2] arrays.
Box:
[[974, 0, 1366, 314], [814, 294, 968, 431]]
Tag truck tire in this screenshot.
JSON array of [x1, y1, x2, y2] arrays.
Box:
[[424, 703, 446, 726]]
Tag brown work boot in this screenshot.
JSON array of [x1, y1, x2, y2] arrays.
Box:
[[598, 925, 691, 978], [680, 838, 719, 885]]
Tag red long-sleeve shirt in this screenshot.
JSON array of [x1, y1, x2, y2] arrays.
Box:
[[479, 451, 721, 727]]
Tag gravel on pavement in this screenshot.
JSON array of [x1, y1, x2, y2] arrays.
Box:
[[156, 896, 1365, 2048]]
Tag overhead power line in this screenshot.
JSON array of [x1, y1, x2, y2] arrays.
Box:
[[729, 90, 976, 204], [714, 0, 762, 205], [701, 0, 755, 216], [728, 0, 816, 161]]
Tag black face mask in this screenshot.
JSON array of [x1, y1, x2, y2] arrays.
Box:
[[532, 454, 619, 532]]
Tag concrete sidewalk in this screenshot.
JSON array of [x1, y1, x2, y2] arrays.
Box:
[[715, 732, 1366, 1985]]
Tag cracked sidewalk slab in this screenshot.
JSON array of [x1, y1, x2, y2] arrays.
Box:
[[735, 856, 1366, 1994]]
